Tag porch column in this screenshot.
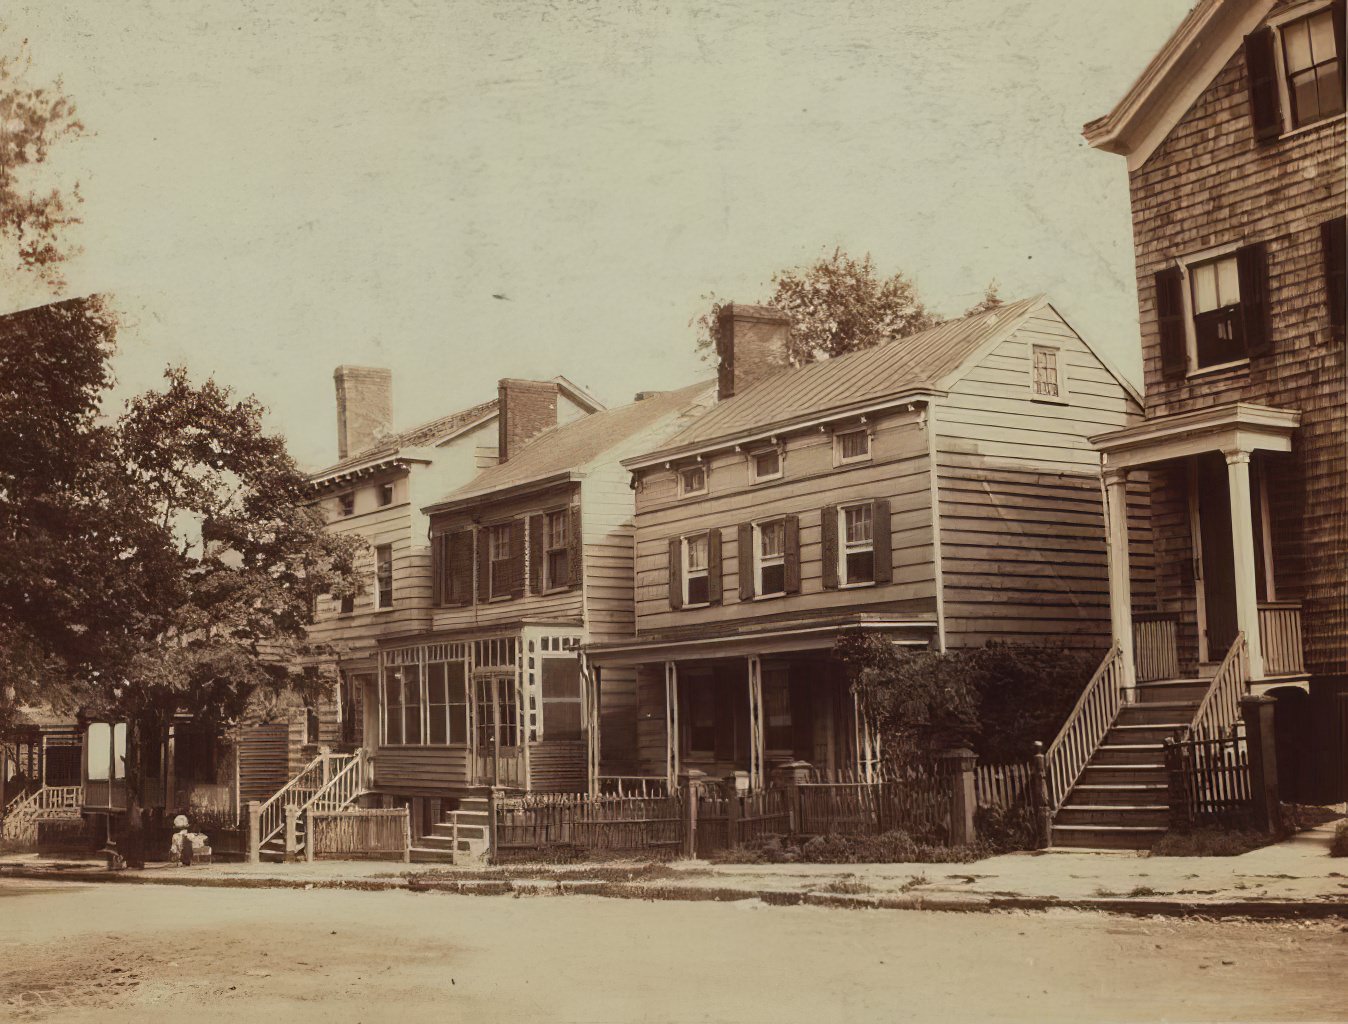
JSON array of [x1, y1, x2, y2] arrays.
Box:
[[746, 655, 764, 791], [1103, 467, 1136, 696], [664, 661, 679, 790], [1225, 450, 1265, 680]]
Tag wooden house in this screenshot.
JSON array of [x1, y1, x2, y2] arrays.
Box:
[[585, 300, 1147, 790], [1042, 0, 1346, 847], [361, 381, 714, 843]]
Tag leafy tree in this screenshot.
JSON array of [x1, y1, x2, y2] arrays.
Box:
[[964, 280, 1004, 317], [695, 248, 937, 366], [0, 32, 85, 289]]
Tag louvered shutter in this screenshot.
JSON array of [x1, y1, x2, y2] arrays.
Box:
[[738, 522, 755, 602], [668, 537, 683, 610], [1154, 267, 1187, 380], [1244, 28, 1281, 145], [707, 529, 724, 606], [783, 514, 801, 594], [1323, 216, 1347, 337], [821, 505, 840, 589], [476, 527, 491, 603], [431, 532, 445, 606], [1237, 242, 1271, 357], [567, 505, 583, 588], [509, 519, 526, 599], [448, 531, 473, 606], [529, 514, 545, 595], [872, 499, 893, 584]]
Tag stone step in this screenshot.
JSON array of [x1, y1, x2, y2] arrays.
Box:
[[1079, 764, 1167, 785], [1135, 679, 1209, 703], [1051, 824, 1165, 851], [1055, 804, 1169, 828], [1065, 783, 1169, 806], [410, 846, 457, 864], [1105, 723, 1188, 747], [1091, 743, 1166, 766], [1115, 701, 1199, 726], [432, 822, 487, 840]]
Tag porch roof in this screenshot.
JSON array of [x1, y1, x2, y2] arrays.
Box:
[[1090, 402, 1300, 472], [583, 613, 936, 666]]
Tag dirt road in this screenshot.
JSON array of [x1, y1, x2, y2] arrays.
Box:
[[0, 879, 1343, 1022]]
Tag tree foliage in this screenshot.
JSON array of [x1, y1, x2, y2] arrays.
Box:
[[695, 248, 937, 367], [963, 280, 1004, 317], [0, 31, 85, 288]]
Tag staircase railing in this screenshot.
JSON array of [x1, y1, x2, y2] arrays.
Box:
[[307, 749, 366, 815], [255, 752, 353, 852], [1, 785, 84, 842], [1187, 633, 1248, 742], [1044, 643, 1125, 812]]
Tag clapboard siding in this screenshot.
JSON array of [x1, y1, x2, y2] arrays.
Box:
[[236, 723, 291, 805], [373, 745, 471, 795], [529, 740, 587, 793]]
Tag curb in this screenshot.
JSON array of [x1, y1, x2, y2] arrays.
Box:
[[5, 864, 1346, 920]]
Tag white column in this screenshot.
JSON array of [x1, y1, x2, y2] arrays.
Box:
[[664, 661, 679, 790], [1103, 467, 1136, 698], [1225, 450, 1265, 680], [746, 656, 764, 791]]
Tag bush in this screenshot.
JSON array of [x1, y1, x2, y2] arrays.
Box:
[[1150, 827, 1269, 857], [713, 830, 993, 865], [975, 802, 1040, 854], [1331, 821, 1348, 859]]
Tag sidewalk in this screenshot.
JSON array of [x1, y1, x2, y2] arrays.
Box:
[[3, 819, 1344, 919]]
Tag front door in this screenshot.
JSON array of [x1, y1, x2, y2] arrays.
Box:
[[474, 674, 523, 786], [1195, 453, 1239, 656]]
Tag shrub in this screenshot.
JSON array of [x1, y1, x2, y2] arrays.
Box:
[[1331, 821, 1348, 858], [1150, 828, 1269, 857], [975, 801, 1040, 854], [713, 830, 992, 865]]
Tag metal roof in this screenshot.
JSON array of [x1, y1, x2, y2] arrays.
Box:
[[309, 399, 499, 482]]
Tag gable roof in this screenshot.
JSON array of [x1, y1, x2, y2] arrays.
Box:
[[1083, 0, 1274, 169], [423, 381, 715, 513], [309, 398, 499, 484]]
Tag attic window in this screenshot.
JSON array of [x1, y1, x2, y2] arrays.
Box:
[[678, 464, 707, 497], [1279, 7, 1344, 129], [1031, 345, 1065, 401], [751, 448, 782, 483], [834, 428, 871, 466]]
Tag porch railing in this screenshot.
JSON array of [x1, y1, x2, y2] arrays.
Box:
[[1257, 601, 1304, 678], [1133, 612, 1180, 683], [1188, 633, 1248, 742], [255, 751, 358, 853], [1043, 643, 1125, 812]]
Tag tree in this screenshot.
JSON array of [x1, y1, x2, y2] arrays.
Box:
[[964, 280, 1004, 317], [0, 32, 85, 289], [695, 248, 937, 366]]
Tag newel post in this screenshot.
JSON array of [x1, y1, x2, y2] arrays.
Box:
[[284, 804, 300, 861], [722, 772, 747, 849], [941, 748, 978, 846], [1163, 733, 1190, 831], [1030, 742, 1052, 849], [246, 800, 261, 864], [1240, 695, 1280, 834], [771, 760, 812, 835], [679, 769, 706, 858]]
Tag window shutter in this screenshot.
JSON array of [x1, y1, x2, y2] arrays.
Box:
[[529, 514, 545, 595], [1237, 242, 1272, 357], [783, 514, 801, 594], [821, 505, 840, 589], [1243, 27, 1281, 145], [872, 499, 893, 584], [1154, 267, 1187, 380], [1336, 2, 1348, 108], [707, 528, 724, 606], [509, 519, 526, 599], [737, 522, 755, 602], [448, 530, 474, 606], [668, 537, 683, 610], [567, 505, 583, 588], [476, 527, 491, 604], [1322, 215, 1347, 338], [431, 532, 445, 606]]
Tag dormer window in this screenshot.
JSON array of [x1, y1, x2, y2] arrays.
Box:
[[678, 464, 707, 497], [834, 428, 871, 466], [751, 448, 782, 483]]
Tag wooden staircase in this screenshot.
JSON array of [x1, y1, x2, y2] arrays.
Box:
[[253, 750, 367, 862], [410, 794, 491, 865], [0, 785, 83, 846]]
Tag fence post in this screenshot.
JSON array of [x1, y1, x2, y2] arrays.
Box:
[[284, 805, 300, 861], [679, 769, 705, 858], [1030, 742, 1052, 849], [305, 812, 316, 863], [1163, 736, 1189, 831], [1240, 695, 1280, 834], [246, 800, 261, 864], [402, 807, 412, 864], [722, 773, 744, 848], [941, 748, 977, 847], [770, 760, 811, 835], [487, 787, 499, 863]]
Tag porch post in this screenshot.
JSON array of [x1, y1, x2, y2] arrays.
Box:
[[584, 658, 600, 797], [1225, 450, 1265, 681], [1103, 466, 1135, 698], [746, 655, 764, 791], [664, 661, 679, 790]]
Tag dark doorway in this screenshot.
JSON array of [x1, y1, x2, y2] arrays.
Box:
[[1269, 687, 1312, 803], [1196, 453, 1238, 656]]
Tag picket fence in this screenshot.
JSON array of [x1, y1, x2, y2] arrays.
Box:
[[1165, 728, 1252, 829]]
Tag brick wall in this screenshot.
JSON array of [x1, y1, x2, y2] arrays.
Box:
[[497, 379, 558, 462]]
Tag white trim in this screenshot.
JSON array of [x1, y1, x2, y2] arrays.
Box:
[[752, 517, 787, 599], [1187, 465, 1211, 665], [677, 464, 708, 498], [838, 501, 877, 586], [681, 532, 711, 608], [1029, 340, 1070, 405], [924, 400, 947, 653], [1270, 1, 1344, 135], [1175, 244, 1247, 375], [749, 446, 783, 484], [833, 427, 872, 466], [1256, 457, 1277, 603]]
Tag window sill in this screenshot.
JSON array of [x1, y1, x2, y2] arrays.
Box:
[[375, 606, 395, 613], [1278, 111, 1346, 142], [1030, 394, 1069, 406], [489, 595, 514, 604], [840, 580, 877, 591], [1186, 358, 1250, 380], [835, 456, 872, 468], [752, 592, 786, 602], [751, 474, 783, 486], [682, 601, 711, 610], [542, 585, 571, 596]]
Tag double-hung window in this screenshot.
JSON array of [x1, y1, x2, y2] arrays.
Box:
[[1280, 7, 1345, 129], [684, 533, 710, 606], [1031, 345, 1063, 400], [375, 544, 394, 609], [834, 428, 871, 466], [756, 519, 786, 597], [1188, 254, 1245, 369], [841, 503, 875, 585], [488, 524, 512, 598], [544, 510, 569, 590]]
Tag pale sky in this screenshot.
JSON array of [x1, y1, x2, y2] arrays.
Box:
[[8, 0, 1189, 470]]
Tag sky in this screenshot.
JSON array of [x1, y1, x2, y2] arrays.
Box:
[[6, 0, 1191, 471]]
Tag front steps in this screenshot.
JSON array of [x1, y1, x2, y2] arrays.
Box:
[[410, 795, 491, 865], [1051, 682, 1200, 851]]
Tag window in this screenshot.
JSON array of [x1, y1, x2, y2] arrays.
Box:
[[678, 464, 707, 496], [756, 519, 786, 597], [86, 722, 126, 781], [684, 533, 710, 605], [488, 524, 512, 598], [377, 482, 395, 507], [1188, 254, 1246, 368], [751, 448, 782, 483], [541, 658, 582, 740], [841, 503, 875, 585], [340, 592, 354, 615], [1280, 7, 1344, 129], [834, 428, 871, 465], [426, 663, 449, 745], [381, 665, 422, 746], [303, 705, 320, 745], [338, 492, 355, 517], [375, 544, 394, 609], [544, 509, 569, 590], [1031, 345, 1062, 399]]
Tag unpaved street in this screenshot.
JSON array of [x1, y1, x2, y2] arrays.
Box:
[[0, 879, 1343, 1023]]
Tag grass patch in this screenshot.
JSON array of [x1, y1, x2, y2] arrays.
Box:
[[1150, 828, 1269, 858], [818, 878, 876, 895], [710, 831, 993, 865]]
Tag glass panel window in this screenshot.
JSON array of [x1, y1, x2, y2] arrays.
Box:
[[544, 509, 569, 589], [375, 544, 394, 609], [1188, 254, 1245, 368], [427, 662, 448, 745], [1282, 10, 1344, 129], [835, 428, 870, 464], [402, 664, 423, 745], [383, 671, 404, 745], [340, 593, 354, 615], [87, 723, 111, 781], [489, 524, 512, 598], [842, 503, 875, 585], [679, 465, 707, 496], [1032, 346, 1060, 398], [445, 662, 468, 745], [752, 449, 781, 482], [541, 658, 583, 741], [684, 533, 710, 605], [757, 519, 786, 596]]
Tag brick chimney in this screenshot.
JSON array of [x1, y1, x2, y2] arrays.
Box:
[[716, 304, 791, 401], [497, 378, 559, 462], [334, 366, 393, 460]]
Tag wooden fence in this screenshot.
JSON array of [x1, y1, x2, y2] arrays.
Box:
[[973, 761, 1036, 811], [494, 793, 684, 861], [797, 763, 952, 840], [1165, 729, 1252, 830], [306, 808, 410, 862]]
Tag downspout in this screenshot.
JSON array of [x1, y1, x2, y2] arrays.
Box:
[[923, 399, 948, 652]]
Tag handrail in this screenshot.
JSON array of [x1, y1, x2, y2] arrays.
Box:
[[307, 749, 366, 814], [255, 752, 341, 850], [1, 785, 84, 841], [1043, 643, 1125, 812], [1187, 633, 1248, 742]]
